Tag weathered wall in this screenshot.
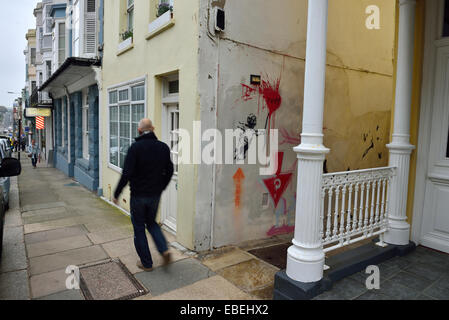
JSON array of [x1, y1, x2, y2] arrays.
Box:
[[200, 0, 396, 248]]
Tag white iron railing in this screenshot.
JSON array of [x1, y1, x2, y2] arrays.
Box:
[[321, 167, 396, 253]]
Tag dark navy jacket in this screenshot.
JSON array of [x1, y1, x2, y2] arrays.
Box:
[[114, 132, 174, 199]]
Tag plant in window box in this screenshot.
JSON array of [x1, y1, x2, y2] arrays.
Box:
[[121, 30, 133, 42], [156, 3, 173, 18]]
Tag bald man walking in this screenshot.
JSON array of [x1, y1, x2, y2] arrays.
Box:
[[113, 118, 174, 271]]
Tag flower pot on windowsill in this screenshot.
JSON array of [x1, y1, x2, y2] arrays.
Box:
[[156, 4, 173, 19]]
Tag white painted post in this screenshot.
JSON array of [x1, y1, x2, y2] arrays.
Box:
[[384, 0, 416, 246], [286, 0, 329, 283]]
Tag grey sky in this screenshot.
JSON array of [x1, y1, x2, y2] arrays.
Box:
[[0, 0, 39, 108]]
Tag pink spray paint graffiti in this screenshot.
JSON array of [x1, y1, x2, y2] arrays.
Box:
[[261, 152, 296, 236], [279, 128, 301, 146]]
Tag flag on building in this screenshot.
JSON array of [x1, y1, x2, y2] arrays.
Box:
[[36, 116, 45, 130]]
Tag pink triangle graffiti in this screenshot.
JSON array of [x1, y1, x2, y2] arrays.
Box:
[[262, 152, 293, 208]]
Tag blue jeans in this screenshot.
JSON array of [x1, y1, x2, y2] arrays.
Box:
[[130, 195, 168, 268], [31, 155, 38, 167]]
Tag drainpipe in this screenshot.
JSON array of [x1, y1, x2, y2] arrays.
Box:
[[384, 0, 416, 246], [286, 0, 330, 283]]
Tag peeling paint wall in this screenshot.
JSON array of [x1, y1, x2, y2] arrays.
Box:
[[198, 0, 396, 249]]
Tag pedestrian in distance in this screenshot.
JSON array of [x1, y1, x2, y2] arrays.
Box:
[[113, 118, 174, 272], [28, 139, 40, 169]]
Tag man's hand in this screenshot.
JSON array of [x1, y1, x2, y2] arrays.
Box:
[[112, 198, 119, 205]]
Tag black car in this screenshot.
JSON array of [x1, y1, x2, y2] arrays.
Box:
[[0, 158, 22, 259]]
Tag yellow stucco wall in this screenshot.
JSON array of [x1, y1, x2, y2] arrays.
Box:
[[101, 0, 200, 249], [324, 0, 396, 172]]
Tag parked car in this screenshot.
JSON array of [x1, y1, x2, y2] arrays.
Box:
[[0, 158, 21, 259]]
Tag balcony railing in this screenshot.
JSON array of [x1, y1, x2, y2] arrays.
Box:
[[321, 167, 396, 253], [30, 89, 53, 108]]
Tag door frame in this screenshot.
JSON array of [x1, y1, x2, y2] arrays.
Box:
[[160, 74, 179, 233], [412, 0, 449, 246]]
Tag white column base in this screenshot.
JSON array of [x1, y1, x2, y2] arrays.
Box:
[[385, 141, 414, 246], [286, 242, 325, 283], [384, 217, 411, 246]]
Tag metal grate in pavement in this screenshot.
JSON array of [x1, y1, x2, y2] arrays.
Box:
[[248, 243, 290, 270], [79, 259, 148, 300]]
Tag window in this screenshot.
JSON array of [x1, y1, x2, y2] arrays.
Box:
[[109, 82, 145, 169], [73, 0, 80, 56], [45, 6, 53, 33], [82, 98, 89, 159], [46, 60, 52, 79], [58, 23, 66, 67], [30, 48, 36, 65], [168, 80, 179, 94], [31, 81, 37, 93], [127, 0, 134, 32]]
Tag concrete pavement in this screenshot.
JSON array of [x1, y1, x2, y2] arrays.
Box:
[[0, 156, 278, 300]]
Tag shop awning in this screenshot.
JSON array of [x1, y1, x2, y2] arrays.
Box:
[[39, 57, 101, 97]]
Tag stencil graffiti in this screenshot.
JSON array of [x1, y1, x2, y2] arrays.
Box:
[[234, 113, 261, 161]]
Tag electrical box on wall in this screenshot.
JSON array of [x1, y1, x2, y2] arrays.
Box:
[[215, 8, 225, 32]]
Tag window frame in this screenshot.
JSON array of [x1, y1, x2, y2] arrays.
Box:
[[107, 78, 146, 172], [82, 91, 90, 160], [127, 0, 134, 32]]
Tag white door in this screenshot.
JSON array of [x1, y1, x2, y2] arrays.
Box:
[[161, 104, 178, 232], [420, 42, 449, 254]]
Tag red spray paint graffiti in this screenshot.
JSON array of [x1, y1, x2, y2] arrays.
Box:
[[241, 84, 256, 101], [239, 75, 282, 129], [262, 152, 293, 208]]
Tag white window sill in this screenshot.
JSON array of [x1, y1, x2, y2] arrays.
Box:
[[108, 163, 123, 174], [146, 11, 175, 41], [117, 37, 134, 56]]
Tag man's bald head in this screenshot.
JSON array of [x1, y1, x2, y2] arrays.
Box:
[[138, 118, 155, 134]]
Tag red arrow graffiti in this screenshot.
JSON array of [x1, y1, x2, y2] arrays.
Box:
[[233, 168, 245, 209]]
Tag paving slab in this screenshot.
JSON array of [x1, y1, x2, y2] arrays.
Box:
[[22, 202, 67, 213], [388, 271, 435, 292], [249, 284, 274, 300], [140, 276, 254, 300], [135, 258, 215, 296], [30, 268, 70, 298], [404, 262, 448, 282], [376, 279, 422, 300], [314, 278, 368, 300], [0, 226, 27, 273], [29, 245, 109, 276], [200, 247, 255, 272], [24, 216, 93, 234], [216, 259, 278, 293], [37, 289, 84, 300], [0, 270, 30, 300], [26, 235, 93, 258], [22, 207, 78, 225], [24, 225, 89, 244], [87, 226, 134, 244]]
